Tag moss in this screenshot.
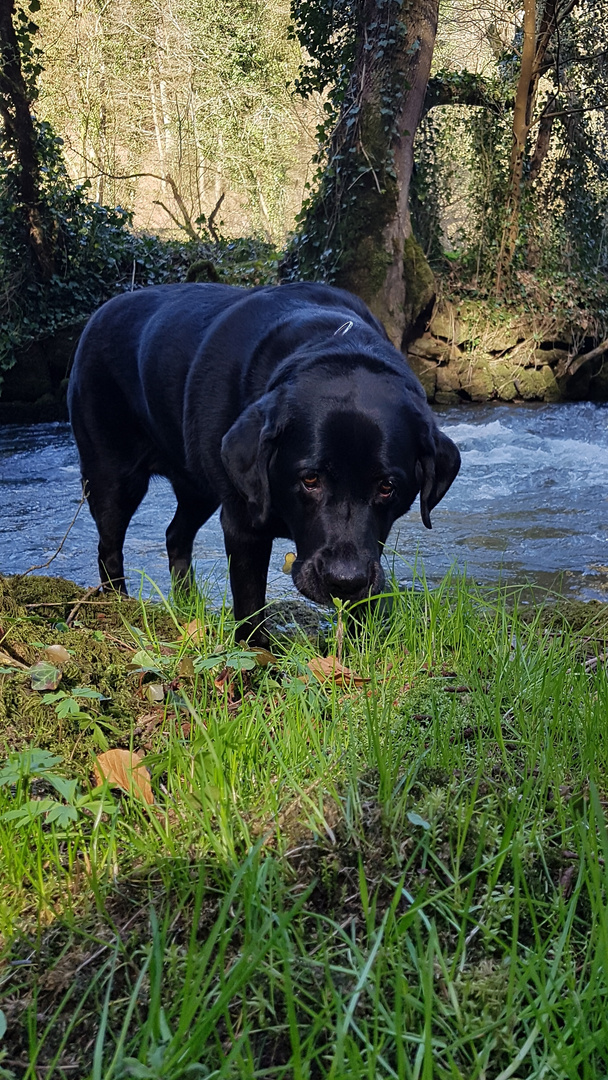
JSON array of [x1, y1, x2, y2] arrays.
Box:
[[539, 364, 561, 402], [514, 367, 547, 400], [185, 259, 220, 283], [458, 356, 494, 401], [402, 235, 435, 332], [0, 575, 183, 768], [491, 361, 517, 401]]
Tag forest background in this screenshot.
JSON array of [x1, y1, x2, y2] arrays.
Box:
[[1, 0, 608, 409]]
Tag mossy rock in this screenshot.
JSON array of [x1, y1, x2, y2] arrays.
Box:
[[408, 335, 452, 362], [514, 367, 548, 400], [535, 347, 569, 370], [490, 362, 517, 401], [458, 356, 494, 401], [429, 303, 467, 345], [539, 365, 561, 402], [402, 235, 435, 335], [435, 390, 461, 405]]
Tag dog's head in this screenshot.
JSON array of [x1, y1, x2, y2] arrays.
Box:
[[221, 358, 460, 606]]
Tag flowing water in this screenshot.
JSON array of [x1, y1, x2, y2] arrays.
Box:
[[2, 401, 608, 603]]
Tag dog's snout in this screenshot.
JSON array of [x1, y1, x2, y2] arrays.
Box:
[[321, 555, 375, 600]]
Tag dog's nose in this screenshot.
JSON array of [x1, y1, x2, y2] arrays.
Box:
[[323, 560, 370, 599]]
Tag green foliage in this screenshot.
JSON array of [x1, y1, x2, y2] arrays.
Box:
[[0, 122, 179, 373], [0, 747, 113, 828], [0, 121, 279, 378], [408, 1, 608, 317], [2, 571, 608, 1074]]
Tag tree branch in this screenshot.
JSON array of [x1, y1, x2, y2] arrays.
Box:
[[561, 339, 608, 380]]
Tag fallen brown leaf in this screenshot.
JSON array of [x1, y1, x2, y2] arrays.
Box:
[[93, 749, 153, 805], [307, 655, 370, 687], [214, 666, 236, 701], [182, 619, 206, 644], [249, 647, 279, 667]]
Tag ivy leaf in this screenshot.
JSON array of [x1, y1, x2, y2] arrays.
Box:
[[30, 661, 62, 691]]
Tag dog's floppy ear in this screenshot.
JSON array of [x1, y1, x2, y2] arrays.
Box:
[[416, 430, 461, 530], [221, 393, 283, 528]]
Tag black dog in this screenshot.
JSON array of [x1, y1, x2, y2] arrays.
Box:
[[68, 282, 460, 640]]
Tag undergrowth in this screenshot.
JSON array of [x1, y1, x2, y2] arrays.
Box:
[[0, 569, 607, 1078]]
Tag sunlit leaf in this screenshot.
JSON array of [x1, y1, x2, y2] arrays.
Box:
[[307, 655, 369, 687], [182, 619, 207, 644], [93, 749, 154, 805]]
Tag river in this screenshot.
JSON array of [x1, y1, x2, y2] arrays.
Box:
[[1, 401, 608, 603]]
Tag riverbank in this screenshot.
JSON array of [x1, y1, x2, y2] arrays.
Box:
[[1, 572, 607, 1076], [1, 296, 607, 424]]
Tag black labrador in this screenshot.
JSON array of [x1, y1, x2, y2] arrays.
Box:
[[68, 282, 460, 640]]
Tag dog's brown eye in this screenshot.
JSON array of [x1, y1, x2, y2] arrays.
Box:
[[378, 480, 394, 499], [301, 473, 320, 490]]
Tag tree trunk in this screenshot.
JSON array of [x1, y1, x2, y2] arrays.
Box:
[[284, 0, 438, 350], [0, 0, 54, 279], [495, 0, 581, 291]]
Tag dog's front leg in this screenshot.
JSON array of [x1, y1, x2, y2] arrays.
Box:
[[221, 511, 273, 645]]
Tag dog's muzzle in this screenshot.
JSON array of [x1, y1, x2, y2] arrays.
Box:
[[292, 551, 385, 606]]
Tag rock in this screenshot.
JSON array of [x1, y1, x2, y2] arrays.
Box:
[[435, 390, 461, 405], [514, 368, 547, 400], [490, 362, 517, 401], [539, 365, 561, 401], [535, 347, 570, 369], [484, 326, 521, 352], [408, 335, 452, 362], [407, 354, 437, 400], [436, 364, 461, 393], [429, 303, 467, 344], [457, 356, 494, 401]]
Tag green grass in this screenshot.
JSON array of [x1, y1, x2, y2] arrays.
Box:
[[1, 569, 607, 1078]]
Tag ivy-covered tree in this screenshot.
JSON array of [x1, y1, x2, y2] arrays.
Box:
[[0, 0, 54, 279], [283, 0, 440, 349]]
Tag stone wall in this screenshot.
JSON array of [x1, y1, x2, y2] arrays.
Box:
[[408, 301, 608, 404], [1, 299, 607, 423]]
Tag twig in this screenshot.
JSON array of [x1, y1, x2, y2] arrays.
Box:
[[207, 192, 225, 243], [24, 600, 117, 609], [67, 585, 101, 627], [20, 484, 89, 577], [336, 608, 344, 665]]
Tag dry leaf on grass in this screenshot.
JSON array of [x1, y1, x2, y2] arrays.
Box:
[[214, 667, 236, 701], [181, 619, 206, 644], [307, 655, 370, 687], [93, 749, 153, 805], [249, 647, 279, 667], [178, 656, 195, 677]]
